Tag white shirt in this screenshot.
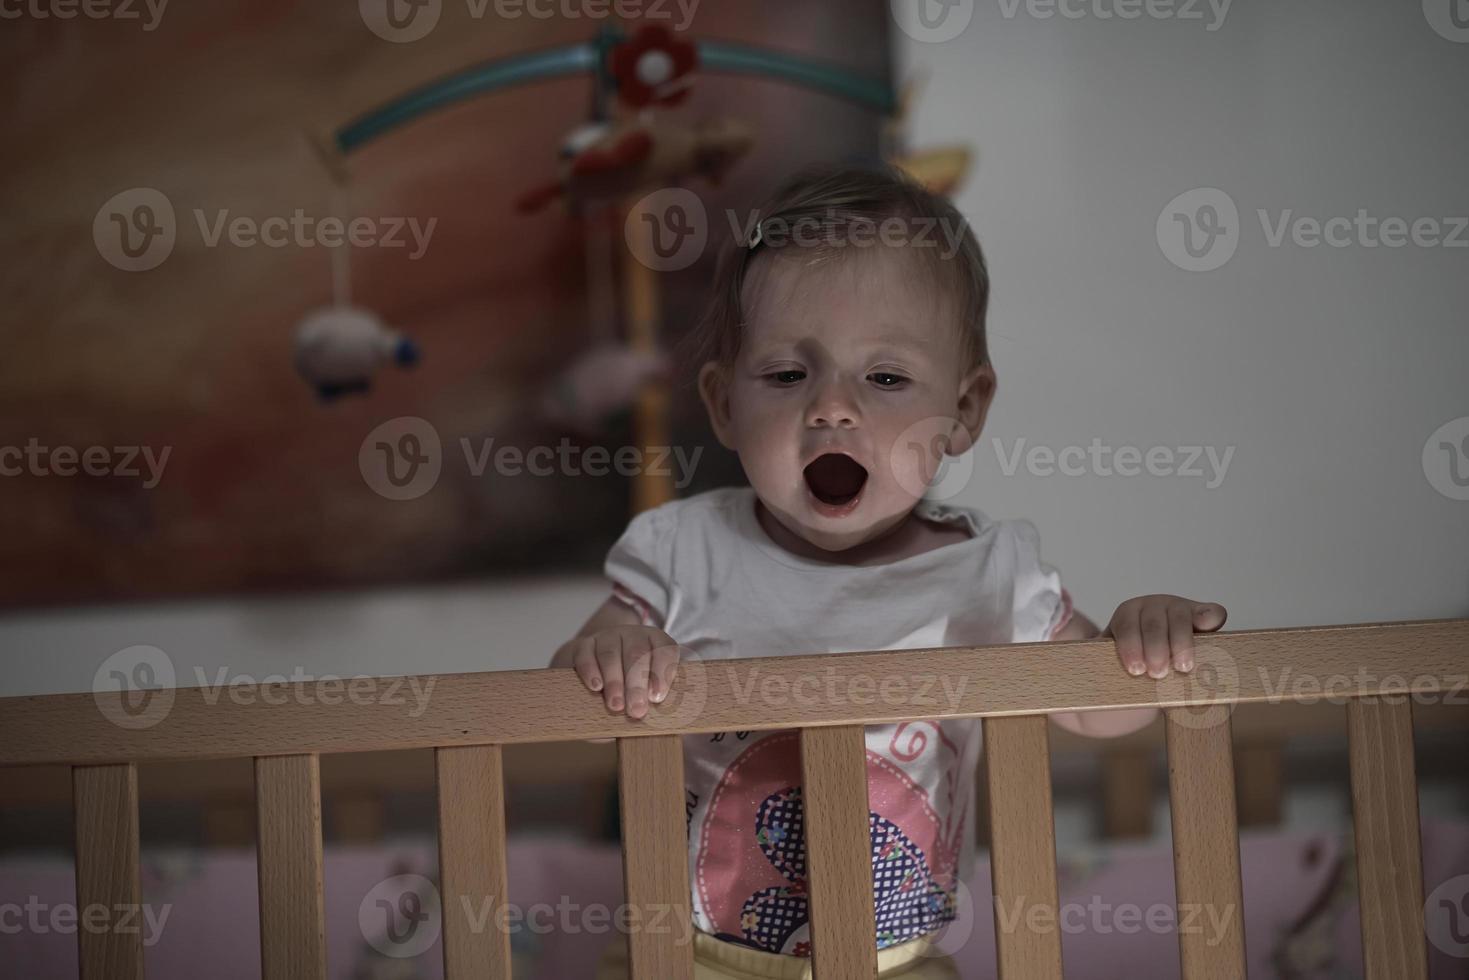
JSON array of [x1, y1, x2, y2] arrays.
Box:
[[603, 485, 1071, 956]]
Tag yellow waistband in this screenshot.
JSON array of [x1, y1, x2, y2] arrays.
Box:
[[690, 929, 945, 979]]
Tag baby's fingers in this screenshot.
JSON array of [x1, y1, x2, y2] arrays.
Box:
[[622, 640, 654, 720], [1139, 607, 1172, 679], [1193, 602, 1228, 632], [1111, 612, 1147, 677], [571, 637, 604, 693], [648, 638, 682, 704], [1167, 600, 1196, 673], [594, 634, 627, 713]]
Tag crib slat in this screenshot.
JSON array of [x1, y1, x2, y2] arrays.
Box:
[[1165, 711, 1247, 979], [436, 745, 513, 979], [72, 764, 145, 980], [1346, 698, 1428, 978], [617, 735, 695, 979], [800, 724, 877, 979], [255, 754, 327, 980], [983, 715, 1063, 978]]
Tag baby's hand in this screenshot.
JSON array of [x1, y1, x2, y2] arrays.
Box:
[[1105, 595, 1227, 679], [568, 625, 682, 720]]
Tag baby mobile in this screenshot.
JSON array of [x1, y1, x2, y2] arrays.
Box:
[[295, 23, 971, 510]]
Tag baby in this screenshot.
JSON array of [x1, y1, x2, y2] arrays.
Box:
[[549, 164, 1228, 979]]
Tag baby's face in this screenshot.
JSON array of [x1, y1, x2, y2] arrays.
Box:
[[700, 248, 995, 553]]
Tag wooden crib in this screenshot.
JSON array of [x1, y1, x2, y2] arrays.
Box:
[[1, 617, 1465, 979]]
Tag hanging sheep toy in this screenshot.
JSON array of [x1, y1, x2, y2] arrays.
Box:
[[293, 307, 419, 402]]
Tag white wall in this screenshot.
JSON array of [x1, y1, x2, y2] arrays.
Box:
[[896, 0, 1469, 630], [0, 577, 609, 697]]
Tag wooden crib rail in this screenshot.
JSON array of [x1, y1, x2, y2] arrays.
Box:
[[2, 616, 1466, 980], [2, 618, 1465, 767]]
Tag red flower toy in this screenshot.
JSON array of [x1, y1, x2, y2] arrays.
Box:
[[609, 25, 698, 109]]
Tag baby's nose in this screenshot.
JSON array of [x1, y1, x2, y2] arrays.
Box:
[[805, 394, 858, 428], [807, 410, 856, 429]]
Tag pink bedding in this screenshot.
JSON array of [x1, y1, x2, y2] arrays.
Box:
[[3, 818, 1466, 978]]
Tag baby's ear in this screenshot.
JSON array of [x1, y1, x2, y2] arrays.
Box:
[[697, 361, 736, 450], [951, 361, 997, 454], [946, 421, 975, 456]]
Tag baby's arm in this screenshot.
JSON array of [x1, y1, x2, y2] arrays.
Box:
[[1046, 609, 1163, 738]]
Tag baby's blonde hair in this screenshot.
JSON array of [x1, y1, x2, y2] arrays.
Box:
[[680, 163, 991, 381]]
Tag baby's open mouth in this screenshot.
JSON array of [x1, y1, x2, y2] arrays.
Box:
[[803, 453, 868, 506]]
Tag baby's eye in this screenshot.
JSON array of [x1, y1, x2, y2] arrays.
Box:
[[869, 372, 909, 388], [766, 370, 805, 385]]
